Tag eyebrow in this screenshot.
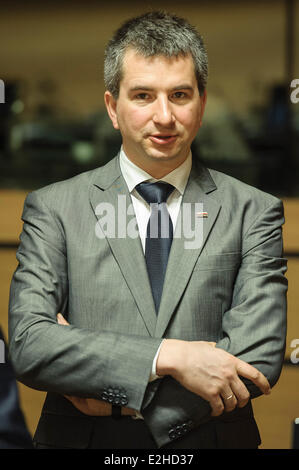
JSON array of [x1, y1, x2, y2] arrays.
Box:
[[129, 84, 194, 92]]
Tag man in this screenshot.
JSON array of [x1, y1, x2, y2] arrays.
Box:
[[8, 11, 287, 449]]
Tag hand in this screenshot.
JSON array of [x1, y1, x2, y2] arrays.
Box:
[[63, 395, 113, 416], [156, 339, 271, 417], [57, 313, 69, 326], [56, 313, 113, 416]]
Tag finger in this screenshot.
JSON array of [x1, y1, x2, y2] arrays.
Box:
[[235, 359, 271, 395], [57, 313, 70, 326], [64, 395, 86, 408], [63, 395, 91, 415], [209, 394, 225, 417], [64, 395, 76, 404], [229, 377, 250, 408], [221, 389, 237, 412]]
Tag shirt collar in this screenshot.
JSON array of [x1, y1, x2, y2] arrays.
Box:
[[119, 146, 192, 196]]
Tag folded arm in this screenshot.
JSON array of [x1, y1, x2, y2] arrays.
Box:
[[143, 198, 288, 446], [8, 190, 161, 412]]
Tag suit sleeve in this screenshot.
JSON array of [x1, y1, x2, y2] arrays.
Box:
[[8, 191, 162, 412], [215, 198, 287, 395], [142, 198, 288, 447]]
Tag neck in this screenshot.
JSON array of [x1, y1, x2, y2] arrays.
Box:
[[124, 150, 190, 179]]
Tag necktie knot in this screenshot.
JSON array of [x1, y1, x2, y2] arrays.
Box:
[[135, 181, 175, 205]]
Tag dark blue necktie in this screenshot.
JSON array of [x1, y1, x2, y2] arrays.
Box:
[[135, 181, 175, 313]]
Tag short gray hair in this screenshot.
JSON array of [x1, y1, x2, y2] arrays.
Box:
[[104, 11, 208, 99]]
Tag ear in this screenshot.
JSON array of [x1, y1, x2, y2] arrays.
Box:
[[199, 89, 207, 127], [104, 91, 119, 130]]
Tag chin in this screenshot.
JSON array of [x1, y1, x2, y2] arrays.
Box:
[[146, 149, 182, 161]]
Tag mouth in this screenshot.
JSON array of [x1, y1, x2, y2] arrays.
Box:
[[149, 134, 178, 145]]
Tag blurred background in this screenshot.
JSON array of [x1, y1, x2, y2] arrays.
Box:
[[0, 0, 299, 449]]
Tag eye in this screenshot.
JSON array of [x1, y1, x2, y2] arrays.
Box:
[[172, 91, 187, 100], [135, 93, 150, 100]]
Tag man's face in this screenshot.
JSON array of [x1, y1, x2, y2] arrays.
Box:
[[105, 48, 206, 175]]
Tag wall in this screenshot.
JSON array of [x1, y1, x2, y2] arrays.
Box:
[[0, 0, 298, 118]]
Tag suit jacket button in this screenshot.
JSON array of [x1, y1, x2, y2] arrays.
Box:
[[182, 424, 188, 433]]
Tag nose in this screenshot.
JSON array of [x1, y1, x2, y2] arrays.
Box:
[[152, 95, 175, 127]]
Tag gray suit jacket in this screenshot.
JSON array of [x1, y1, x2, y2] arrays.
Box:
[[8, 154, 287, 448]]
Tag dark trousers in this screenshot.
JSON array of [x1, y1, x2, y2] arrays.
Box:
[[34, 414, 259, 449], [88, 416, 218, 449]]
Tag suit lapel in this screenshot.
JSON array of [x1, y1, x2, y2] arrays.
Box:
[[155, 162, 222, 337], [89, 156, 157, 336], [88, 156, 221, 339]]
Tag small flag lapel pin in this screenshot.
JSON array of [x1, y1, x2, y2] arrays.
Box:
[[196, 211, 208, 218]]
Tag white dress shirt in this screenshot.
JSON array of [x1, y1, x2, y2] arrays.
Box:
[[119, 147, 192, 382]]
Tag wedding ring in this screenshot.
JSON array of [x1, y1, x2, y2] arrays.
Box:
[[225, 394, 233, 400]]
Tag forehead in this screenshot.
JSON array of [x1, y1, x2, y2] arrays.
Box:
[[120, 48, 197, 89]]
